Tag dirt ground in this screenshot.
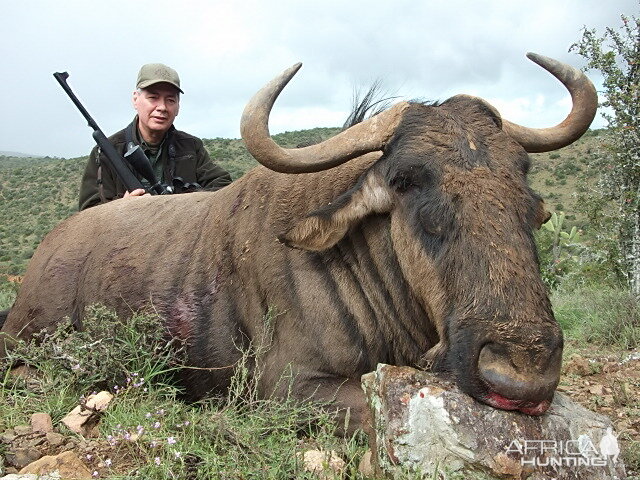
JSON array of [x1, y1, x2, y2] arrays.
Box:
[[561, 343, 640, 475]]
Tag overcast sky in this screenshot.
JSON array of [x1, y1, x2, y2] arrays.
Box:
[[1, 0, 637, 158]]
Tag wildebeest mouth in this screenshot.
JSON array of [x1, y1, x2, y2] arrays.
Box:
[[482, 392, 552, 416]]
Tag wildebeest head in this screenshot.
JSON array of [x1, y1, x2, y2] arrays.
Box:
[[240, 53, 597, 415]]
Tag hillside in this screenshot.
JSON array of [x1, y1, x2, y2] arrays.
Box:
[[0, 127, 607, 275]]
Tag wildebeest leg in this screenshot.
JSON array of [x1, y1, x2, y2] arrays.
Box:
[[315, 378, 374, 437], [0, 310, 8, 330], [267, 374, 373, 437]]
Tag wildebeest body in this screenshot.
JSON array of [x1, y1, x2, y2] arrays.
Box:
[[4, 153, 432, 414], [2, 54, 598, 432]]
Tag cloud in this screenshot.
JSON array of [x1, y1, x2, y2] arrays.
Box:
[[0, 0, 635, 157]]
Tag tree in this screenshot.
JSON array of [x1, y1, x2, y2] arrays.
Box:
[[571, 12, 640, 298]]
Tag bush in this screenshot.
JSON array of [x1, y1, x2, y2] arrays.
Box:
[[1, 305, 186, 395]]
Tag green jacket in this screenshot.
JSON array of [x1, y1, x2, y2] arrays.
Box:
[[79, 118, 232, 211]]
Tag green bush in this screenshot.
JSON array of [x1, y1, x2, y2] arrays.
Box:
[[1, 305, 186, 395]]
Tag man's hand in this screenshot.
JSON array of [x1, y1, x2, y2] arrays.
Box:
[[123, 188, 151, 198]]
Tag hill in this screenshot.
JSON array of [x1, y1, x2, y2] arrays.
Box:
[[0, 151, 43, 158], [0, 127, 607, 275]]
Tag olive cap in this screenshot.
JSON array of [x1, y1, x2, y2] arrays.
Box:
[[136, 63, 184, 93]]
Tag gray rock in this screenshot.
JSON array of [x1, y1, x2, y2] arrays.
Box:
[[1, 431, 16, 444], [44, 432, 65, 447], [4, 448, 43, 470], [362, 364, 627, 480], [12, 427, 30, 437]]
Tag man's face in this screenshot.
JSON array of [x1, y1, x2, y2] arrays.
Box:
[[133, 83, 180, 137]]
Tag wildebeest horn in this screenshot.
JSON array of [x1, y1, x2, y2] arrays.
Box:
[[501, 52, 598, 153], [241, 63, 410, 173]]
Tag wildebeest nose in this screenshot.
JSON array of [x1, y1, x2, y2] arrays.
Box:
[[477, 342, 562, 403]]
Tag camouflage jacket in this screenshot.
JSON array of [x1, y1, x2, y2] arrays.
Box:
[[78, 118, 232, 211]]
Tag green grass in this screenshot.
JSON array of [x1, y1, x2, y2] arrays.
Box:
[[0, 306, 374, 479], [552, 285, 640, 349]]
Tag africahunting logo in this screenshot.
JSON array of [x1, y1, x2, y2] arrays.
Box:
[[505, 427, 620, 468]]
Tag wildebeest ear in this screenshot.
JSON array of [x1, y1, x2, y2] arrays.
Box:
[[280, 172, 394, 251]]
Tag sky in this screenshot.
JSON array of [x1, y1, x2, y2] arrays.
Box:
[[1, 0, 637, 158]]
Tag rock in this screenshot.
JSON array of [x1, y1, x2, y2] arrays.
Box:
[[61, 391, 113, 436], [13, 426, 31, 437], [30, 413, 53, 434], [19, 451, 92, 479], [564, 356, 594, 376], [362, 364, 628, 480], [4, 448, 43, 470], [45, 432, 65, 447], [0, 472, 61, 480], [25, 437, 46, 449], [1, 474, 61, 480], [299, 449, 346, 479], [1, 432, 16, 444], [85, 391, 113, 411], [358, 450, 375, 478]]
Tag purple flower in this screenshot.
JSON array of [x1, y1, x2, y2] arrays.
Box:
[[167, 437, 177, 445]]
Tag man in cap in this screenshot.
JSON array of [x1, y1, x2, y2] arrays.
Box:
[[78, 63, 231, 210]]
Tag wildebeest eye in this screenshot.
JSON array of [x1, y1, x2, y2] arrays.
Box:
[[419, 208, 443, 237], [390, 171, 416, 192]]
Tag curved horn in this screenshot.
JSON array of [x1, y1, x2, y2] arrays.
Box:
[[502, 53, 598, 153], [241, 63, 410, 173]]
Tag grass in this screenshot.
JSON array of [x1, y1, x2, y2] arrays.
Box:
[[0, 305, 373, 479], [552, 285, 640, 349]]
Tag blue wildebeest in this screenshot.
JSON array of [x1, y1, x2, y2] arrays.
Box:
[[1, 53, 596, 433]]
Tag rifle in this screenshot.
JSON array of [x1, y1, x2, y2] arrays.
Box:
[[53, 72, 168, 195]]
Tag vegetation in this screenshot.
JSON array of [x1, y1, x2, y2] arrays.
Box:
[[1, 307, 369, 478], [571, 13, 640, 297], [1, 44, 639, 472]]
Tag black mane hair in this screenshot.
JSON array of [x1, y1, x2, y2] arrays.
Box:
[[343, 82, 441, 129]]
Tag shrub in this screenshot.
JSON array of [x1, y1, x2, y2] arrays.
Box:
[[1, 305, 186, 395]]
